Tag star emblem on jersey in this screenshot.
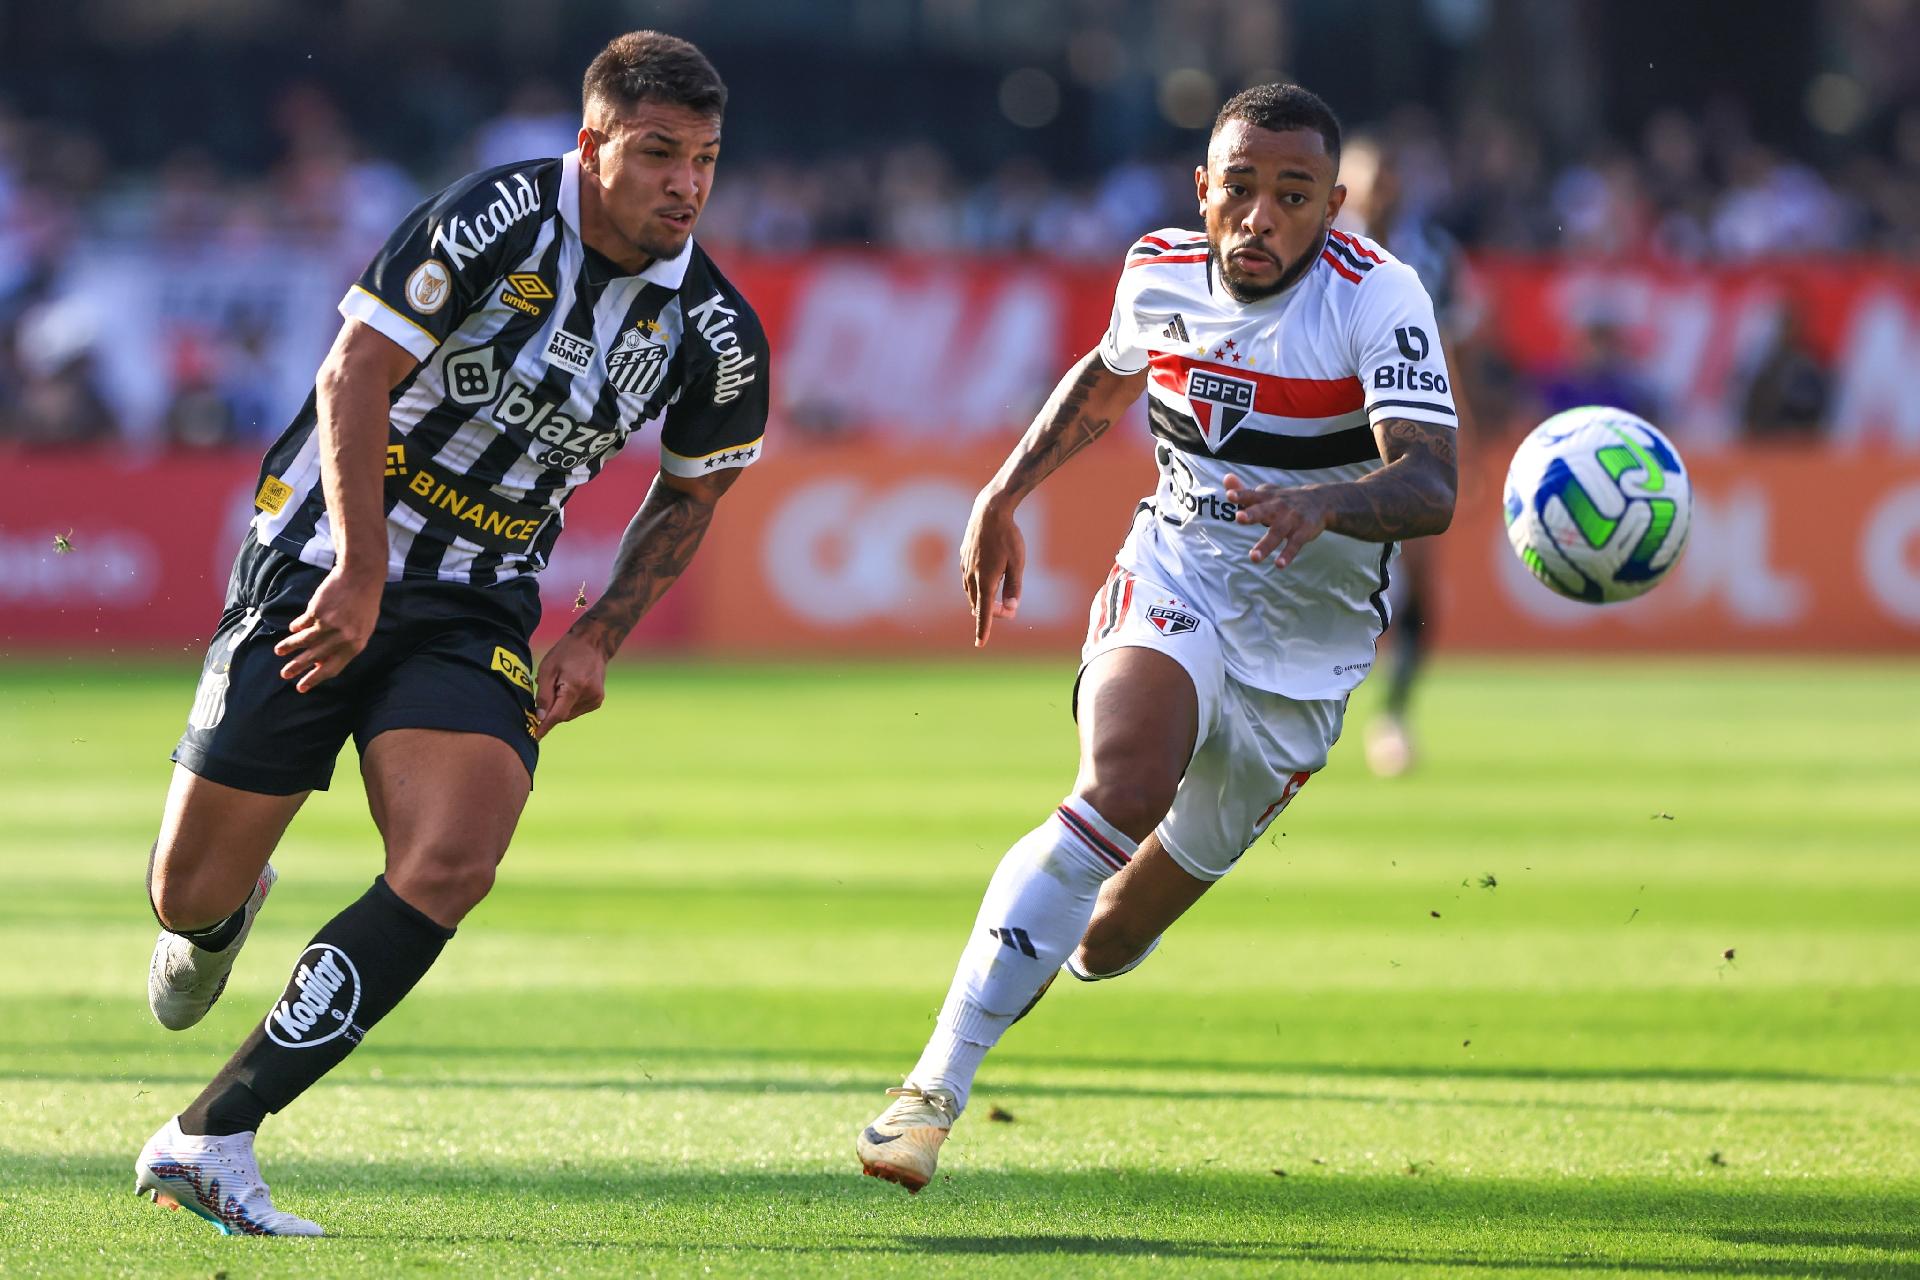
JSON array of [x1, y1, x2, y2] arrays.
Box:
[[1184, 367, 1257, 449], [606, 322, 670, 399], [1147, 606, 1199, 635]]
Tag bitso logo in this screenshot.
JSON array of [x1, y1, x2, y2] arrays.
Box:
[[265, 944, 362, 1049], [405, 260, 452, 315], [1185, 367, 1257, 449], [1395, 325, 1429, 361], [1147, 605, 1199, 635], [607, 321, 670, 399]]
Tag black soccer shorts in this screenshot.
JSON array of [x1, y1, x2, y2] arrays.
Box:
[[172, 537, 543, 795]]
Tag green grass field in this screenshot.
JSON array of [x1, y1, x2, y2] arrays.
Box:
[[1, 658, 1917, 1278]]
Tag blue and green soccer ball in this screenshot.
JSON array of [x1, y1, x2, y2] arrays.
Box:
[[1503, 406, 1692, 604]]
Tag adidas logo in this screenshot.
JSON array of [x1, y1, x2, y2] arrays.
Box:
[[989, 926, 1037, 958], [1162, 314, 1190, 343]]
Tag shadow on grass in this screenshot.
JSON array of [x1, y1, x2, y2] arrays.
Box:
[[14, 1152, 1920, 1276], [14, 1036, 1910, 1093], [1708, 1228, 1920, 1253], [0, 1065, 1823, 1121]]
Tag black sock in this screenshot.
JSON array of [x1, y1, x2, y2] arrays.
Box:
[[176, 875, 455, 1136], [174, 906, 248, 953]]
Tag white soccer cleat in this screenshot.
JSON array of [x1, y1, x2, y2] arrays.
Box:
[[134, 1117, 322, 1237], [857, 1084, 957, 1193], [149, 865, 277, 1031]]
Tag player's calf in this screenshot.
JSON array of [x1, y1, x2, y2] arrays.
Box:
[[172, 875, 456, 1139], [1069, 932, 1162, 981]]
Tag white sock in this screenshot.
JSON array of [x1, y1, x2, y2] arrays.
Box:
[[908, 796, 1137, 1114]]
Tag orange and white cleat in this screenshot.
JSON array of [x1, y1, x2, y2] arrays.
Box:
[[856, 1084, 958, 1193]]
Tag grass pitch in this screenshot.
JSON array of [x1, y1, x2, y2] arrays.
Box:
[[1, 657, 1916, 1278]]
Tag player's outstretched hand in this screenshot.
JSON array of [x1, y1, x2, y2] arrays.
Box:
[[273, 564, 383, 692], [1223, 473, 1332, 570], [960, 487, 1025, 647], [533, 630, 609, 740]]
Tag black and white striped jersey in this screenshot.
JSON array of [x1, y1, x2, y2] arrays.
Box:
[[248, 149, 769, 586]]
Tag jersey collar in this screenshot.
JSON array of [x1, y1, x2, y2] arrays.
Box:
[[561, 148, 696, 290]]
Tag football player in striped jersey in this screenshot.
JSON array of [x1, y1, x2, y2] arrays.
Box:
[[858, 83, 1457, 1192], [136, 31, 768, 1234]]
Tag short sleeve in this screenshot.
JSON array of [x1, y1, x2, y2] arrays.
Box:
[[660, 294, 770, 478], [1097, 240, 1158, 375], [338, 164, 551, 362], [1349, 261, 1459, 429]]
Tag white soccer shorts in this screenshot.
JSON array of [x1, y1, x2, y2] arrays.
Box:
[[1079, 564, 1346, 881]]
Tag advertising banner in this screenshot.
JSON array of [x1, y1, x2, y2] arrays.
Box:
[[9, 442, 1915, 658]]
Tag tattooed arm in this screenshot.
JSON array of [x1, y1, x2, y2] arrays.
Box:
[[963, 350, 1149, 645], [1222, 418, 1458, 569], [533, 467, 741, 738]]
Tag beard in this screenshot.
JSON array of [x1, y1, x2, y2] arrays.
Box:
[[1212, 235, 1321, 303], [627, 224, 691, 263]]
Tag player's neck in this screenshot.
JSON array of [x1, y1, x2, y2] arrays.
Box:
[[575, 182, 657, 276]]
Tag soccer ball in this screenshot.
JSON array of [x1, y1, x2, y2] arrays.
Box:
[[1503, 405, 1691, 604]]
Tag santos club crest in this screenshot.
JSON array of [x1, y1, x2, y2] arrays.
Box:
[[1185, 367, 1256, 449], [606, 321, 670, 399]]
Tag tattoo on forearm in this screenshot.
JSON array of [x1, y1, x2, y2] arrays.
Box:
[[574, 484, 716, 658], [1317, 418, 1459, 541], [1002, 362, 1115, 494]]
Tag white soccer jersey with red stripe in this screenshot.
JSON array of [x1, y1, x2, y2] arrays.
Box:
[[1097, 227, 1457, 699]]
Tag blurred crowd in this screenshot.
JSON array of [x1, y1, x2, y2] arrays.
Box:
[[2, 82, 1914, 449]]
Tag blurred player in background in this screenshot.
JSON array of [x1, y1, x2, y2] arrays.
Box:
[[857, 84, 1458, 1192], [133, 31, 769, 1235], [1337, 135, 1481, 776]]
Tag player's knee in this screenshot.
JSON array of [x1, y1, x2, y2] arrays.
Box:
[[388, 840, 501, 919], [1075, 778, 1173, 844], [148, 862, 235, 933]]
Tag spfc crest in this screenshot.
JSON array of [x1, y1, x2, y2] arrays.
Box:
[[606, 321, 670, 399], [1184, 367, 1256, 449], [1147, 606, 1199, 636]]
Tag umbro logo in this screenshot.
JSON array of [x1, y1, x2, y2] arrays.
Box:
[[1161, 314, 1190, 343], [500, 272, 554, 317]]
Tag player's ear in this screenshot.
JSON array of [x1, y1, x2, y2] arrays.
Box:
[[579, 127, 600, 173], [1194, 164, 1209, 215], [1326, 181, 1347, 226]]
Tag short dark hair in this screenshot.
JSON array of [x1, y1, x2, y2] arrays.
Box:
[[1212, 83, 1341, 169], [583, 30, 727, 118]]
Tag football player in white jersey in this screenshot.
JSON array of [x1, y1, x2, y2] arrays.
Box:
[[857, 84, 1458, 1192]]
